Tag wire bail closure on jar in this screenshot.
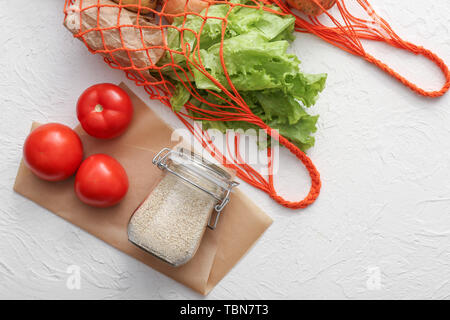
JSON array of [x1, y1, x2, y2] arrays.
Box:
[[152, 148, 239, 230]]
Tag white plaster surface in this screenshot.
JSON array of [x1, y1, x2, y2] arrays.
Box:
[[1, 0, 450, 300]]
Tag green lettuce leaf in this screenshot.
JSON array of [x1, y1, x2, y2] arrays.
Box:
[[170, 83, 192, 112], [158, 0, 326, 151], [187, 89, 320, 151]]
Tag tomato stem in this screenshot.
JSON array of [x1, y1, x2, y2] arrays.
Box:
[[94, 104, 103, 112]]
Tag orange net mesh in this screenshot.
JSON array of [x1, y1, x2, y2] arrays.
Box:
[[63, 0, 449, 209], [274, 0, 450, 97]]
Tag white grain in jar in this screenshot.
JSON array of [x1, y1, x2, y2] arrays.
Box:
[[128, 148, 237, 266]]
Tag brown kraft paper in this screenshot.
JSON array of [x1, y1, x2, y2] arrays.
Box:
[[13, 82, 273, 295]]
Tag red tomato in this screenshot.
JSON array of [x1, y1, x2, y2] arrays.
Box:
[[77, 83, 133, 139], [75, 154, 129, 208], [23, 123, 83, 181]]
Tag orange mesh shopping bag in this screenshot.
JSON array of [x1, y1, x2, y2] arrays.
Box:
[[63, 0, 449, 209]]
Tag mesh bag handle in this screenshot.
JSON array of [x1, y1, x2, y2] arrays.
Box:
[[275, 0, 450, 97]]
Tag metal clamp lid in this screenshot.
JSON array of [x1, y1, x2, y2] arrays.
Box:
[[152, 148, 239, 229]]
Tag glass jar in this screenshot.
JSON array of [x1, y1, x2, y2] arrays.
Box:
[[127, 147, 238, 267]]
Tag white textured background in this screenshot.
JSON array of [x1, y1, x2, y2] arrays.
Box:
[[1, 0, 450, 300]]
